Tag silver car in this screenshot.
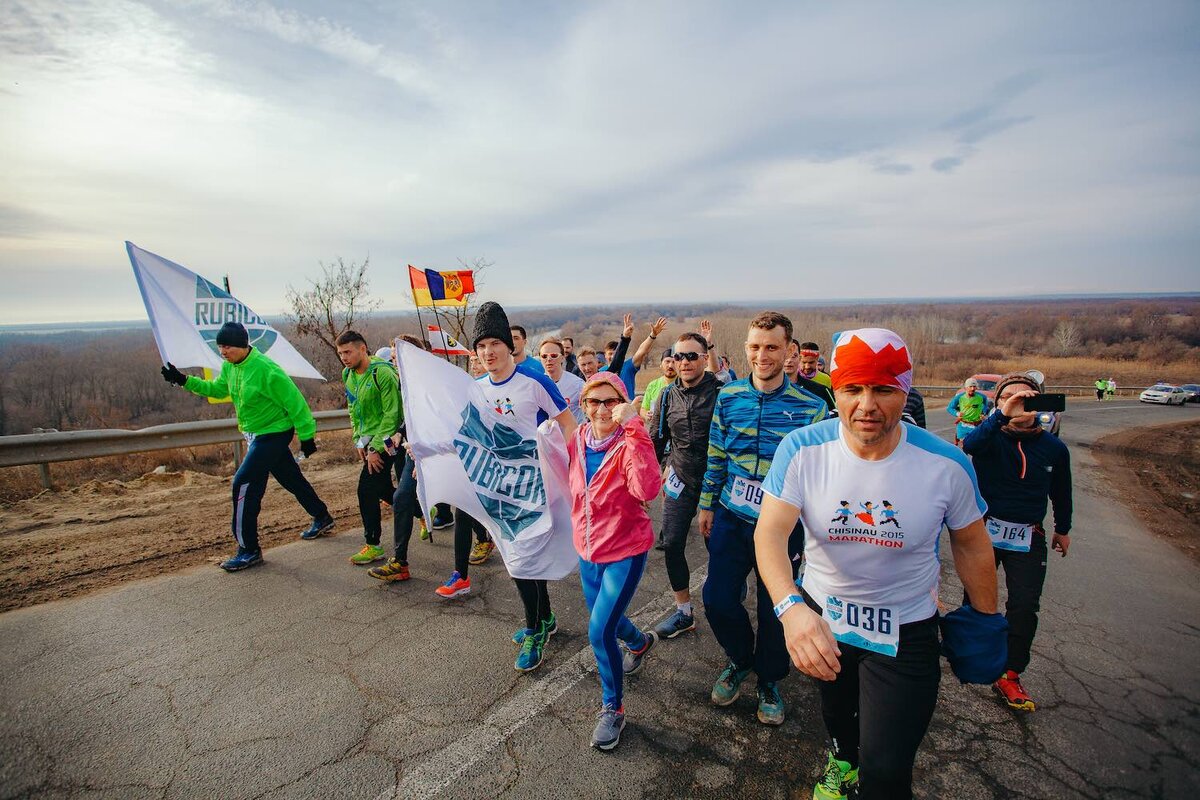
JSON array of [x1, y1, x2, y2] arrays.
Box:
[[1139, 384, 1189, 405]]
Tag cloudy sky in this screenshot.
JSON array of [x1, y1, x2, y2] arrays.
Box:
[[2, 1, 1197, 323]]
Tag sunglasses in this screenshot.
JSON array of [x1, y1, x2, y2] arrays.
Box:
[[672, 351, 702, 362], [582, 397, 621, 409], [539, 352, 562, 360]]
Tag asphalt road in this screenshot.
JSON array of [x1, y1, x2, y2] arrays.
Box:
[[1, 399, 1198, 799]]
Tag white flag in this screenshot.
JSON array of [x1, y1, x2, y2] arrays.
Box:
[[126, 242, 323, 380], [426, 325, 471, 356], [396, 341, 577, 580]]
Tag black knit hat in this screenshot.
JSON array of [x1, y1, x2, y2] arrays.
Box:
[[471, 302, 515, 351], [216, 322, 249, 348]]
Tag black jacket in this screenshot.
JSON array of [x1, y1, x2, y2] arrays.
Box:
[[650, 371, 722, 491]]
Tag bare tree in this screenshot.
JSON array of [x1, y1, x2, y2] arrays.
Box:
[[285, 257, 381, 357], [1052, 320, 1080, 355]]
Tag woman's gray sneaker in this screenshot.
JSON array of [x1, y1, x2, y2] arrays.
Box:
[[590, 705, 626, 751]]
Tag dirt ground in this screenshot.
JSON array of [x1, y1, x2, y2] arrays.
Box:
[[0, 455, 374, 613], [1093, 418, 1200, 564]]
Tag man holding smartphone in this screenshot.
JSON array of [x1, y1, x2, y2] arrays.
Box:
[[962, 373, 1073, 712]]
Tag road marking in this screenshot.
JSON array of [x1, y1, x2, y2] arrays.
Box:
[[375, 565, 709, 800]]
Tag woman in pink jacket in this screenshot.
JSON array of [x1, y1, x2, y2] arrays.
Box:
[[568, 371, 663, 751]]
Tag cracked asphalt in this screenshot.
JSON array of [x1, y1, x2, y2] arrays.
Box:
[[1, 399, 1198, 799]]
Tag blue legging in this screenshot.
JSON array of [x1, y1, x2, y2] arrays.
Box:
[[579, 553, 648, 709]]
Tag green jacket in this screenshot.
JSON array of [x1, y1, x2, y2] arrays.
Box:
[[343, 356, 402, 454], [184, 348, 318, 440]]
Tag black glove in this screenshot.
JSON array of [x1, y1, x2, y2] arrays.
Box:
[[300, 439, 317, 457], [161, 363, 187, 386]]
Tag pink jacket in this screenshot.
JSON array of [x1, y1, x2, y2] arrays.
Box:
[[566, 416, 664, 564]]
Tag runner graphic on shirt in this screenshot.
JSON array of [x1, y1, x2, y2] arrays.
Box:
[[831, 501, 851, 525], [856, 500, 876, 526], [880, 500, 900, 527], [492, 397, 516, 416]]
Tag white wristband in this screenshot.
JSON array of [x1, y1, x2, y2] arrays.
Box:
[[773, 593, 804, 619]]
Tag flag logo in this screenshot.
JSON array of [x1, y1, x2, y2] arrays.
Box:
[[194, 276, 278, 355]]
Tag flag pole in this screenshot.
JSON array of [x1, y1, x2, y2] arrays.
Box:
[[428, 304, 457, 365]]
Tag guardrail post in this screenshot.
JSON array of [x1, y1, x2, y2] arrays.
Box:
[[232, 438, 244, 468], [37, 463, 51, 490]]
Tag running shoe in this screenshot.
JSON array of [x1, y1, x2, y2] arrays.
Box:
[[710, 661, 753, 706], [367, 558, 410, 582], [512, 612, 558, 644], [622, 630, 658, 676], [993, 670, 1036, 711], [590, 704, 626, 751], [515, 628, 546, 672], [653, 609, 696, 639], [756, 681, 785, 725], [350, 544, 386, 565], [220, 548, 263, 572], [431, 507, 454, 530], [813, 750, 859, 800], [417, 518, 431, 541], [300, 514, 335, 540], [468, 540, 495, 565], [434, 571, 471, 599]]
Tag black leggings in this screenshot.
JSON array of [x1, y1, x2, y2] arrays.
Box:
[[806, 595, 941, 800], [661, 490, 701, 592], [358, 452, 396, 546], [964, 531, 1048, 674], [452, 512, 495, 577], [514, 577, 553, 631]]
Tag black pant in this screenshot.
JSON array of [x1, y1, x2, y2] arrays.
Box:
[[230, 430, 328, 553], [391, 454, 419, 561], [358, 451, 396, 546], [514, 577, 552, 631], [806, 595, 941, 800], [661, 488, 701, 593], [963, 531, 1048, 674], [452, 511, 495, 577]]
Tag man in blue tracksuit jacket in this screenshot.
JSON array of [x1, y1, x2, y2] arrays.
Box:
[[962, 372, 1072, 713], [697, 312, 826, 726]]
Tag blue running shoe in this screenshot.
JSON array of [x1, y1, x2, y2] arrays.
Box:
[[757, 681, 785, 725], [590, 704, 626, 751], [220, 548, 263, 572], [513, 612, 557, 644], [431, 506, 454, 530], [710, 661, 753, 706], [300, 514, 334, 540], [515, 628, 546, 672], [622, 630, 658, 675], [653, 609, 696, 639]]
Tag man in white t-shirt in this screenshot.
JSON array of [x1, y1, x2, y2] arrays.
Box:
[[539, 336, 585, 423], [755, 328, 1001, 800]]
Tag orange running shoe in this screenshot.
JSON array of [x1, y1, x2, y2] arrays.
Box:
[[994, 670, 1035, 711], [434, 570, 471, 598]]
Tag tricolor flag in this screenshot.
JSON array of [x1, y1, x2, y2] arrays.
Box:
[[408, 265, 475, 307], [425, 325, 471, 356], [126, 242, 324, 380]]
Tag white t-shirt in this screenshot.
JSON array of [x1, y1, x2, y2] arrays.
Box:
[[554, 371, 586, 424], [764, 418, 986, 624], [475, 362, 568, 432]]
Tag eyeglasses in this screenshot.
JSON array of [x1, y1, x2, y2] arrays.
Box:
[[672, 351, 702, 362], [582, 397, 621, 409], [539, 352, 562, 360]]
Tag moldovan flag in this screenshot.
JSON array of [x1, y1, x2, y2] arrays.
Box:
[[395, 341, 577, 580], [426, 325, 471, 356], [408, 265, 474, 307], [126, 242, 324, 380]]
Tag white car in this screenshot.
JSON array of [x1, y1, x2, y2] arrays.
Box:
[[1139, 384, 1189, 405]]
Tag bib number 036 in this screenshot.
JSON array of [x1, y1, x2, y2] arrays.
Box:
[[844, 602, 892, 635]]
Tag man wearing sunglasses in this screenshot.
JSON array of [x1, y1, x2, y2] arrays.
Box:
[[649, 332, 725, 639], [539, 337, 585, 423]]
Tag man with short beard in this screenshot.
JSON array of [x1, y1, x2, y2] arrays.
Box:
[[698, 312, 826, 726], [510, 325, 546, 376], [562, 336, 581, 377], [640, 350, 677, 422]]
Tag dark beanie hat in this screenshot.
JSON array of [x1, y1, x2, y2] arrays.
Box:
[[471, 302, 515, 351], [216, 322, 250, 348]]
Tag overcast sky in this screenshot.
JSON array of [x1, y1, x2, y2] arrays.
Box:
[[2, 0, 1198, 323]]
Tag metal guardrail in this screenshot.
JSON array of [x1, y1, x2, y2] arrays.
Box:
[[0, 410, 351, 488]]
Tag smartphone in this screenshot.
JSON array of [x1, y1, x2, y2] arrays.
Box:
[[1024, 393, 1065, 412]]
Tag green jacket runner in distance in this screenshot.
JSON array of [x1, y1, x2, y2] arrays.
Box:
[[184, 347, 318, 441], [343, 356, 402, 454]]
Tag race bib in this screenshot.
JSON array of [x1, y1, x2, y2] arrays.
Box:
[[242, 432, 256, 446], [822, 592, 898, 657], [663, 467, 685, 500], [987, 517, 1032, 553], [727, 475, 765, 517]]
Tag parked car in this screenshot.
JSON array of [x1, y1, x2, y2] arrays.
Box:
[[968, 373, 1002, 402], [1179, 384, 1200, 403], [1139, 384, 1190, 405]]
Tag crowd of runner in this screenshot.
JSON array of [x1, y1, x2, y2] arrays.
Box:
[[161, 307, 1074, 800]]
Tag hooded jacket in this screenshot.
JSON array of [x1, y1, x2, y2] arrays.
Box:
[[566, 416, 663, 563], [184, 347, 317, 440], [343, 356, 402, 454]]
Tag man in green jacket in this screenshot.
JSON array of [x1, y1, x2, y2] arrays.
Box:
[[161, 322, 333, 571], [334, 331, 404, 570]]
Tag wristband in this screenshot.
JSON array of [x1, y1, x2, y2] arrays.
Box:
[[773, 593, 804, 619]]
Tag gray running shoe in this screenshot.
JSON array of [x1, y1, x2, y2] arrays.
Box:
[[653, 609, 696, 639], [590, 705, 626, 751], [622, 630, 658, 675], [711, 661, 753, 706], [756, 681, 785, 725]]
